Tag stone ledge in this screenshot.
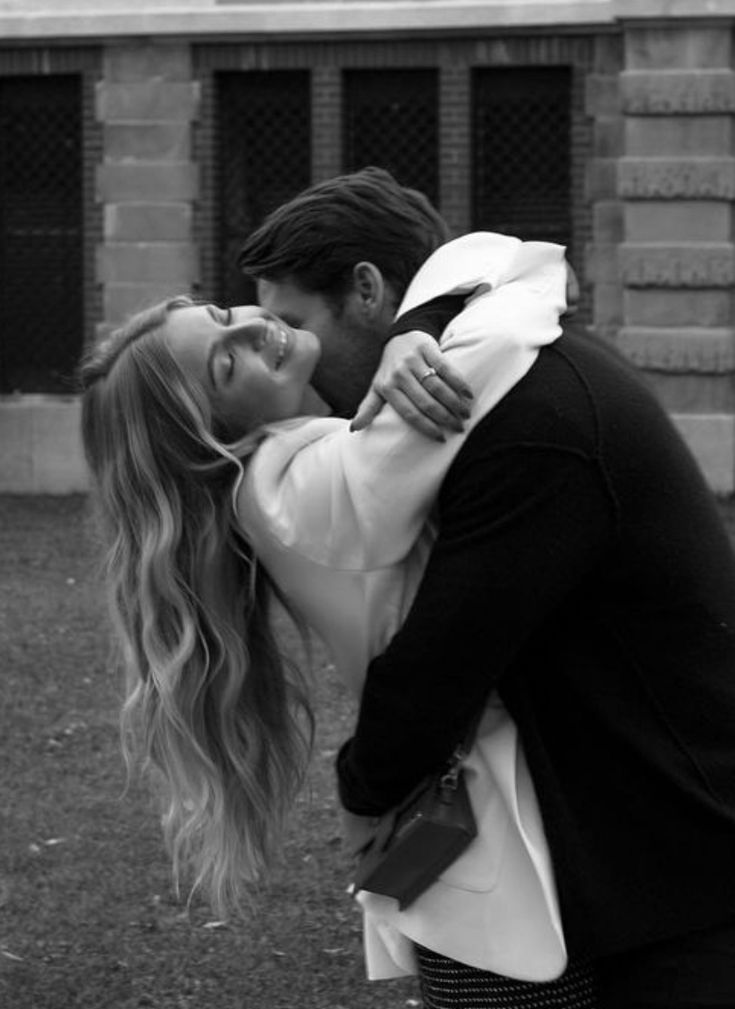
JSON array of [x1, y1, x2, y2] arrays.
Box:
[[104, 44, 192, 83], [0, 396, 89, 494], [0, 2, 616, 40], [616, 0, 735, 17], [621, 71, 735, 115], [624, 25, 731, 70], [618, 158, 735, 200], [613, 326, 735, 373], [619, 243, 735, 288]]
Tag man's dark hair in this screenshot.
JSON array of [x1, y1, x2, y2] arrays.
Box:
[[237, 167, 451, 305]]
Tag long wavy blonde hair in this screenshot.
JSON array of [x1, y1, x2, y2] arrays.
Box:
[[80, 297, 313, 916]]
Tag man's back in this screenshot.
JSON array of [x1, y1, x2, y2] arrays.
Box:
[[482, 331, 735, 955], [339, 329, 735, 958]]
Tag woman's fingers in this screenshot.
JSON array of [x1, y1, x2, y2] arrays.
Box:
[[350, 330, 475, 436], [413, 356, 474, 421], [374, 355, 472, 438], [350, 387, 386, 432]]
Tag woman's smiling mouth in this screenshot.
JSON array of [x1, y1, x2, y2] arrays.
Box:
[[273, 325, 289, 370]]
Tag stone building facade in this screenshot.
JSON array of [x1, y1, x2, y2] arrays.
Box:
[[1, 0, 734, 492]]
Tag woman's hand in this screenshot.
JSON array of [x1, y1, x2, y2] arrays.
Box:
[[350, 331, 474, 441]]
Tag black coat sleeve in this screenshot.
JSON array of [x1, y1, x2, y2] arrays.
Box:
[[389, 294, 466, 342], [337, 432, 615, 815]]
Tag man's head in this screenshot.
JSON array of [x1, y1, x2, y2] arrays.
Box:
[[237, 167, 450, 415]]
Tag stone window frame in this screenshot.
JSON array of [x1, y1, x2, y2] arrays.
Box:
[[0, 46, 103, 360]]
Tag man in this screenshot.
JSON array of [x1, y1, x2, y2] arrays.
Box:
[[238, 167, 735, 1008]]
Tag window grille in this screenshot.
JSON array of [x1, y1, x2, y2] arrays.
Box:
[[0, 75, 83, 394], [472, 68, 571, 247], [215, 71, 311, 306], [343, 69, 439, 205]]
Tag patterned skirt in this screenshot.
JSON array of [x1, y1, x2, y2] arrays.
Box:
[[416, 944, 597, 1009]]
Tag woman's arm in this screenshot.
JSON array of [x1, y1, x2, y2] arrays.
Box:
[[237, 236, 567, 571], [352, 256, 582, 438], [351, 296, 472, 441]]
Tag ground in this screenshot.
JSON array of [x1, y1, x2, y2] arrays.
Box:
[[3, 494, 735, 1009], [0, 495, 419, 1009]]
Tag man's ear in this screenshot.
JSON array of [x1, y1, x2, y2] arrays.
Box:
[[351, 261, 386, 317], [563, 262, 580, 318]]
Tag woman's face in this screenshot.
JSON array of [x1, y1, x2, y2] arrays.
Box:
[[165, 304, 321, 435]]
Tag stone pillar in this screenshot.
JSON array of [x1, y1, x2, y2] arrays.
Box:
[[616, 25, 735, 494], [96, 44, 200, 327], [312, 66, 342, 183], [586, 36, 625, 340], [439, 62, 471, 237]]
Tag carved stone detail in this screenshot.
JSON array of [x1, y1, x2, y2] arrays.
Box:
[[613, 327, 735, 373], [621, 70, 735, 115], [619, 243, 735, 287], [618, 158, 735, 200]]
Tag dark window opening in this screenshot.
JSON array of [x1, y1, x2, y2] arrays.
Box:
[[343, 68, 439, 206], [215, 70, 311, 306], [0, 74, 83, 394], [472, 67, 572, 248]]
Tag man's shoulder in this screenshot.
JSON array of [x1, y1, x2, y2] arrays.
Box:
[[464, 329, 600, 453], [457, 324, 676, 465]]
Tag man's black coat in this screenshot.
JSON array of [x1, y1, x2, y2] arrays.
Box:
[[338, 328, 735, 959]]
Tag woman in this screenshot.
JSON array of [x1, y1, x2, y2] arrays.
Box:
[[80, 233, 594, 1006]]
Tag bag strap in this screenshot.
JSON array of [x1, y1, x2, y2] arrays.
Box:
[[441, 700, 490, 789]]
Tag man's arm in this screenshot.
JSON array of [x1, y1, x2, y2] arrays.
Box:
[[337, 426, 614, 815]]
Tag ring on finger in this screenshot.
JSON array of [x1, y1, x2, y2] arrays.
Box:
[[419, 366, 437, 385]]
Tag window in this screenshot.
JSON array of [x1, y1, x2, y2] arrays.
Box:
[[343, 68, 439, 205], [215, 71, 311, 305], [472, 68, 571, 247], [0, 75, 83, 394]]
